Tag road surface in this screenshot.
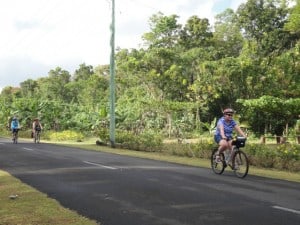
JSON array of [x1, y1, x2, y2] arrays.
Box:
[[0, 138, 299, 225]]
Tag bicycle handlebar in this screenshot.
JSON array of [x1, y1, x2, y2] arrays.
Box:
[[232, 136, 247, 148]]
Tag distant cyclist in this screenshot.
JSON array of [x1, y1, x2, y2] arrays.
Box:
[[32, 118, 42, 138], [10, 116, 20, 139]]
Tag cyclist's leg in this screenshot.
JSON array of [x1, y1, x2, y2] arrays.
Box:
[[214, 136, 229, 162], [211, 147, 225, 174], [12, 129, 16, 141], [213, 136, 221, 162], [34, 131, 37, 143], [37, 131, 40, 143], [15, 129, 19, 143], [226, 140, 235, 163], [12, 129, 18, 143]]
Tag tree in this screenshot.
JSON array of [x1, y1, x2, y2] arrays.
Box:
[[141, 13, 189, 101], [284, 0, 300, 34], [238, 96, 300, 136], [19, 79, 38, 98], [237, 0, 294, 56], [142, 12, 182, 49], [213, 9, 244, 58], [38, 67, 71, 101], [73, 63, 94, 81], [179, 16, 213, 49], [77, 74, 109, 108]]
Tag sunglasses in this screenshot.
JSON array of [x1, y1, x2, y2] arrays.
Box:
[[225, 114, 233, 116]]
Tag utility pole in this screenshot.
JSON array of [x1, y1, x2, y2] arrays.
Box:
[[109, 0, 116, 147]]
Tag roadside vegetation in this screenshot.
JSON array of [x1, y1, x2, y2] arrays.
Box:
[[0, 1, 299, 150]]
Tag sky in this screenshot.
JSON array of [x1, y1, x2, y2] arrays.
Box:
[[0, 0, 246, 90]]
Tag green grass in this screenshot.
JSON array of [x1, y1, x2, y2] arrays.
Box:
[[0, 170, 99, 225]]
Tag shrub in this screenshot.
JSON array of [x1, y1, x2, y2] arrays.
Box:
[[274, 144, 300, 171], [244, 144, 277, 168], [47, 130, 84, 142], [243, 143, 300, 172], [276, 143, 300, 161], [116, 130, 163, 152], [97, 128, 109, 143], [162, 139, 214, 159]]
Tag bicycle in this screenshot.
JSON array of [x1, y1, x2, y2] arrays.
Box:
[[34, 129, 41, 144], [12, 129, 19, 144], [211, 136, 249, 178]]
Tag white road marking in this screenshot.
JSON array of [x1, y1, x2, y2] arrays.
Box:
[[23, 148, 34, 151], [272, 205, 300, 215], [83, 161, 117, 170]]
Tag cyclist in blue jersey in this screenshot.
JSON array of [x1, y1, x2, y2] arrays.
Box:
[[10, 116, 20, 138], [214, 108, 246, 163]]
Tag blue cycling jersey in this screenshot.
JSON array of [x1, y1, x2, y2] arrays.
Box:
[[214, 117, 237, 139], [11, 120, 19, 129]]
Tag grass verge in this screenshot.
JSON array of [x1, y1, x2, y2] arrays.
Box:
[[0, 170, 99, 225]]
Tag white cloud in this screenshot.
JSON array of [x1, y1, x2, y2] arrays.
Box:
[[0, 0, 246, 90]]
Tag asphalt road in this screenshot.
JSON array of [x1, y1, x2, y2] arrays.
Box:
[[0, 137, 299, 225]]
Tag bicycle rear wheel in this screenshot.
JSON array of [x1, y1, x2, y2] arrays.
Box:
[[233, 150, 249, 178], [37, 131, 40, 143], [13, 133, 17, 144], [211, 148, 225, 175]]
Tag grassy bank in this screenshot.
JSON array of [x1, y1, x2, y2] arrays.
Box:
[[0, 170, 99, 225]]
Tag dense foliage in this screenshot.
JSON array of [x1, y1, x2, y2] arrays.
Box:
[[0, 0, 299, 141]]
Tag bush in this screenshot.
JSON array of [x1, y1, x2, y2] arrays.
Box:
[[97, 128, 109, 143], [162, 139, 214, 159], [243, 143, 300, 172], [161, 139, 300, 172], [47, 130, 84, 142], [116, 130, 163, 152]]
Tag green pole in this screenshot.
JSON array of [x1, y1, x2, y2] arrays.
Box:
[[109, 0, 116, 147]]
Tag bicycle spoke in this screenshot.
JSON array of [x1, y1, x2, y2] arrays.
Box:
[[233, 150, 249, 178], [12, 132, 18, 144], [211, 148, 225, 175], [34, 131, 41, 143]]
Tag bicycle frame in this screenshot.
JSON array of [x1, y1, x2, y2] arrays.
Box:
[[12, 130, 18, 144], [211, 137, 249, 178], [34, 130, 41, 143]]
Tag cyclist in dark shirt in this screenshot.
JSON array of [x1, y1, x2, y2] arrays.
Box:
[[32, 118, 42, 138]]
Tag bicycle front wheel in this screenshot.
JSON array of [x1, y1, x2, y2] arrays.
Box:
[[233, 150, 249, 178], [211, 148, 225, 175]]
